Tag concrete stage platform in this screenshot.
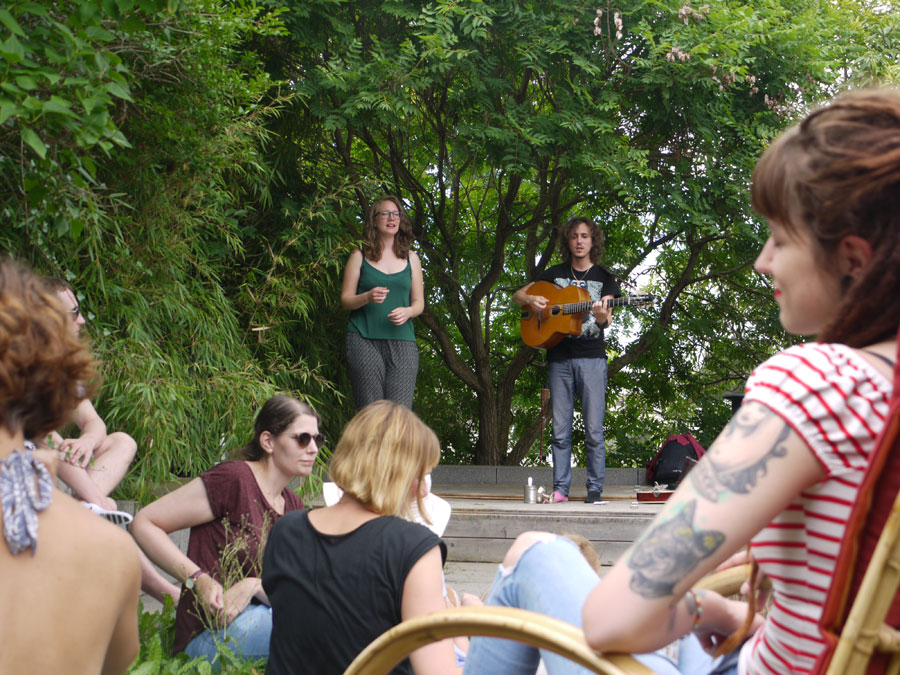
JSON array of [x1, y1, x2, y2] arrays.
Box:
[[431, 465, 663, 596]]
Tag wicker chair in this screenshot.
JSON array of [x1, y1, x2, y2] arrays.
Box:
[[818, 334, 900, 674], [343, 565, 750, 675]]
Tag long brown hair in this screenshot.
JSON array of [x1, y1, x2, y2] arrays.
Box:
[[751, 89, 900, 347], [559, 217, 604, 265], [238, 395, 319, 461], [362, 195, 415, 262]]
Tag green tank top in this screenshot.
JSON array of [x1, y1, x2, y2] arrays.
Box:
[[347, 257, 416, 341]]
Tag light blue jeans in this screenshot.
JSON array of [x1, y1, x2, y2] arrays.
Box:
[[549, 358, 608, 496], [184, 603, 271, 668], [462, 537, 738, 675]]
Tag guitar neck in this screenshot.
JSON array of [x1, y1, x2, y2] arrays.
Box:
[[561, 296, 637, 315]]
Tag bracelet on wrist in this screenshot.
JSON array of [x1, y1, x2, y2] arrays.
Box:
[[687, 589, 703, 630]]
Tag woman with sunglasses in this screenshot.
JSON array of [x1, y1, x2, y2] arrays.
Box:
[[131, 395, 321, 666], [341, 194, 425, 409]]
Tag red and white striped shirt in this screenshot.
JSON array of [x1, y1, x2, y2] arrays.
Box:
[[738, 343, 892, 675]]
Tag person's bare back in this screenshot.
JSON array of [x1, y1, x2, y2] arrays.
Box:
[[0, 485, 140, 674]]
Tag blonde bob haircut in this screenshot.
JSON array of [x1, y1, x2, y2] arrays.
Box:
[[329, 400, 440, 521]]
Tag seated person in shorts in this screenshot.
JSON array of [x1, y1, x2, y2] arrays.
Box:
[[33, 277, 179, 603]]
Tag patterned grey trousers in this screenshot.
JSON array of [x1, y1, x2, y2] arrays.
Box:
[[345, 332, 419, 410]]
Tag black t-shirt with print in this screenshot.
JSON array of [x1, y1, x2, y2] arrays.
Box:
[[536, 263, 622, 362]]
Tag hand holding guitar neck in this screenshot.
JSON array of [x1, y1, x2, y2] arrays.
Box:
[[591, 298, 612, 324]]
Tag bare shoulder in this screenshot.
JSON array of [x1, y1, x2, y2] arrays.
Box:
[[0, 493, 140, 673], [48, 493, 140, 575], [346, 248, 363, 265]]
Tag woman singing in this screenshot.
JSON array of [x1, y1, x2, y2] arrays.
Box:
[[341, 195, 424, 409]]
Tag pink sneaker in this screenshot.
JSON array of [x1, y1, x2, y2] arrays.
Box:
[[550, 491, 569, 503]]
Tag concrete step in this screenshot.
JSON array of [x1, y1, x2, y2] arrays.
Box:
[[431, 464, 660, 566], [440, 497, 660, 566]]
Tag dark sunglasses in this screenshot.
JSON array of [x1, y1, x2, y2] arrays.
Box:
[[291, 432, 325, 448]]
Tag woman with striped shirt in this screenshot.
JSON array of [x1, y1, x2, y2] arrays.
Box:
[[463, 90, 900, 675]]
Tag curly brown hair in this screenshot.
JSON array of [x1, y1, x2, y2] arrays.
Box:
[[362, 195, 414, 261], [752, 89, 900, 348], [559, 217, 604, 265], [0, 260, 97, 439]]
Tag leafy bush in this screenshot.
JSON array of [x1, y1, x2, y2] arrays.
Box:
[[1, 0, 346, 500], [130, 599, 265, 674]]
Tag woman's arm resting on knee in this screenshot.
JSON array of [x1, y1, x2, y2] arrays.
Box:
[[401, 546, 462, 675], [130, 477, 222, 611], [583, 402, 824, 654]]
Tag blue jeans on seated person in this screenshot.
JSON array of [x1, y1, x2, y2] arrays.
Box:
[[184, 603, 271, 668], [462, 537, 736, 675]]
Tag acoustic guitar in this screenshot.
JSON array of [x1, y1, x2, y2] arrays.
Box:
[[520, 280, 655, 349]]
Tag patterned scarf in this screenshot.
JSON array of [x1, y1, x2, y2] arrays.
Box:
[[0, 448, 54, 555]]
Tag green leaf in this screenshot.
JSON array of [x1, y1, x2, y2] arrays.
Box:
[[0, 34, 25, 63], [78, 1, 99, 23], [19, 4, 49, 19], [137, 0, 166, 13], [0, 100, 18, 125], [109, 129, 131, 147], [39, 70, 61, 86], [81, 154, 97, 177], [43, 97, 77, 117], [0, 81, 23, 95], [121, 16, 146, 33], [85, 26, 116, 42], [21, 128, 47, 159], [79, 95, 106, 114], [0, 9, 26, 37], [15, 75, 38, 90], [105, 81, 133, 101], [24, 180, 48, 206], [49, 20, 76, 45]]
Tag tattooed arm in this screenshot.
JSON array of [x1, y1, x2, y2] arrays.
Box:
[[582, 402, 824, 653]]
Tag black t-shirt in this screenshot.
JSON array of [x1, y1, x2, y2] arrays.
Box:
[[536, 262, 622, 361], [263, 510, 446, 675]]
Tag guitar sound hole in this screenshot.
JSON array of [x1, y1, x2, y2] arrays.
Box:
[[551, 307, 561, 315]]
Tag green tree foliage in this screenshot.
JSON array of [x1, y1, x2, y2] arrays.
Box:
[[3, 0, 899, 488], [1, 0, 337, 500], [261, 0, 900, 465]]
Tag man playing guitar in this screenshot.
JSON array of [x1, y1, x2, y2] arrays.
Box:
[[513, 217, 620, 504]]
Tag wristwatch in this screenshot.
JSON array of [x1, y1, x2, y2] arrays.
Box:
[[184, 568, 205, 591]]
